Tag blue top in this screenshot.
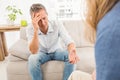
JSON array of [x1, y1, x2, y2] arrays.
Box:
[[95, 1, 120, 80]]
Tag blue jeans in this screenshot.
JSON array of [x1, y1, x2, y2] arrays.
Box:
[[28, 50, 74, 80]]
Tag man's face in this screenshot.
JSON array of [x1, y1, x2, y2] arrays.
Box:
[[34, 9, 48, 29]]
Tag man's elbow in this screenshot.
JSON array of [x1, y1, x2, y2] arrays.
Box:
[[30, 49, 38, 54], [29, 46, 38, 54]]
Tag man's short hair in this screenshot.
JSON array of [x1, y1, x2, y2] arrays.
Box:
[[30, 3, 47, 15]]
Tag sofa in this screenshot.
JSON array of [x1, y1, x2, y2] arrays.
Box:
[[7, 20, 95, 80]]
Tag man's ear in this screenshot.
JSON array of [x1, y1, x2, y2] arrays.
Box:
[[45, 11, 48, 15], [30, 12, 35, 19]]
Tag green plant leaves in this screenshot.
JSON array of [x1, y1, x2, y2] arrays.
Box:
[[18, 9, 23, 15], [6, 5, 23, 21], [8, 13, 16, 21], [6, 6, 12, 11]]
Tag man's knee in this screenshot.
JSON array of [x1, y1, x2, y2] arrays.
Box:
[[63, 50, 69, 62], [28, 54, 41, 66]]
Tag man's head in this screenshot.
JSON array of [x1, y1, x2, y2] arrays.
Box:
[[30, 3, 47, 15], [30, 3, 48, 30]]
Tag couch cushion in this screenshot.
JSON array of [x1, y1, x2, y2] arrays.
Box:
[[7, 61, 64, 74], [7, 61, 64, 80], [20, 27, 27, 40], [8, 54, 25, 61], [8, 39, 30, 60], [7, 61, 29, 75], [7, 74, 31, 80], [8, 46, 95, 74]]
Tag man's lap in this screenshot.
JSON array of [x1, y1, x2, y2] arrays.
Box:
[[28, 50, 69, 64]]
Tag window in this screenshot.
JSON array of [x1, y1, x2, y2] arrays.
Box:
[[0, 0, 86, 48]]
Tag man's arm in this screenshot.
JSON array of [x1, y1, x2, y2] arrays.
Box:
[[29, 30, 39, 54], [58, 21, 79, 63], [28, 13, 41, 54]]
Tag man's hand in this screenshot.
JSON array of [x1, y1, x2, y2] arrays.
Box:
[[68, 43, 80, 64], [32, 13, 41, 31], [69, 49, 80, 64], [29, 13, 41, 54]]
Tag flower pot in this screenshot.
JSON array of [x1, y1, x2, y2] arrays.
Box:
[[6, 19, 14, 25]]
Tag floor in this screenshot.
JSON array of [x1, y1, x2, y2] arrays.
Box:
[[0, 57, 8, 80]]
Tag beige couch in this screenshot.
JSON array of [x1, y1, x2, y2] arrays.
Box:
[[7, 20, 95, 80]]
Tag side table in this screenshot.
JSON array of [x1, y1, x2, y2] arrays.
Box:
[[0, 25, 20, 61]]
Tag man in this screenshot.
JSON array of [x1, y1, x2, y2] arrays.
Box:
[[26, 3, 79, 80]]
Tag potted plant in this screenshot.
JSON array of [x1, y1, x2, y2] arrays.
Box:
[[6, 5, 23, 25]]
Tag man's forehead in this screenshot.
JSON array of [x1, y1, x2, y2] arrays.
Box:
[[35, 10, 47, 16]]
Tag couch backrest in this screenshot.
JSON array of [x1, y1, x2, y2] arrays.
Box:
[[20, 27, 27, 40], [63, 20, 93, 47], [20, 20, 93, 47]]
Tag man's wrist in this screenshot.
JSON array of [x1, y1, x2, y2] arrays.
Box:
[[33, 30, 39, 38], [68, 43, 76, 53]]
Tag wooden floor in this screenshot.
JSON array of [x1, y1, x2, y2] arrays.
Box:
[[0, 57, 8, 80]]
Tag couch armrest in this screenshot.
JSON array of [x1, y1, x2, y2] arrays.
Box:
[[8, 39, 30, 60]]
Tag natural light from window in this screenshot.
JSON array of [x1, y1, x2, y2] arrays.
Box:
[[0, 0, 86, 48]]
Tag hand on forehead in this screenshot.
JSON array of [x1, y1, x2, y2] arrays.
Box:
[[32, 12, 41, 18], [32, 12, 40, 17]]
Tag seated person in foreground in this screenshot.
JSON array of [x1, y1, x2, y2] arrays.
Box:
[[26, 3, 79, 80]]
